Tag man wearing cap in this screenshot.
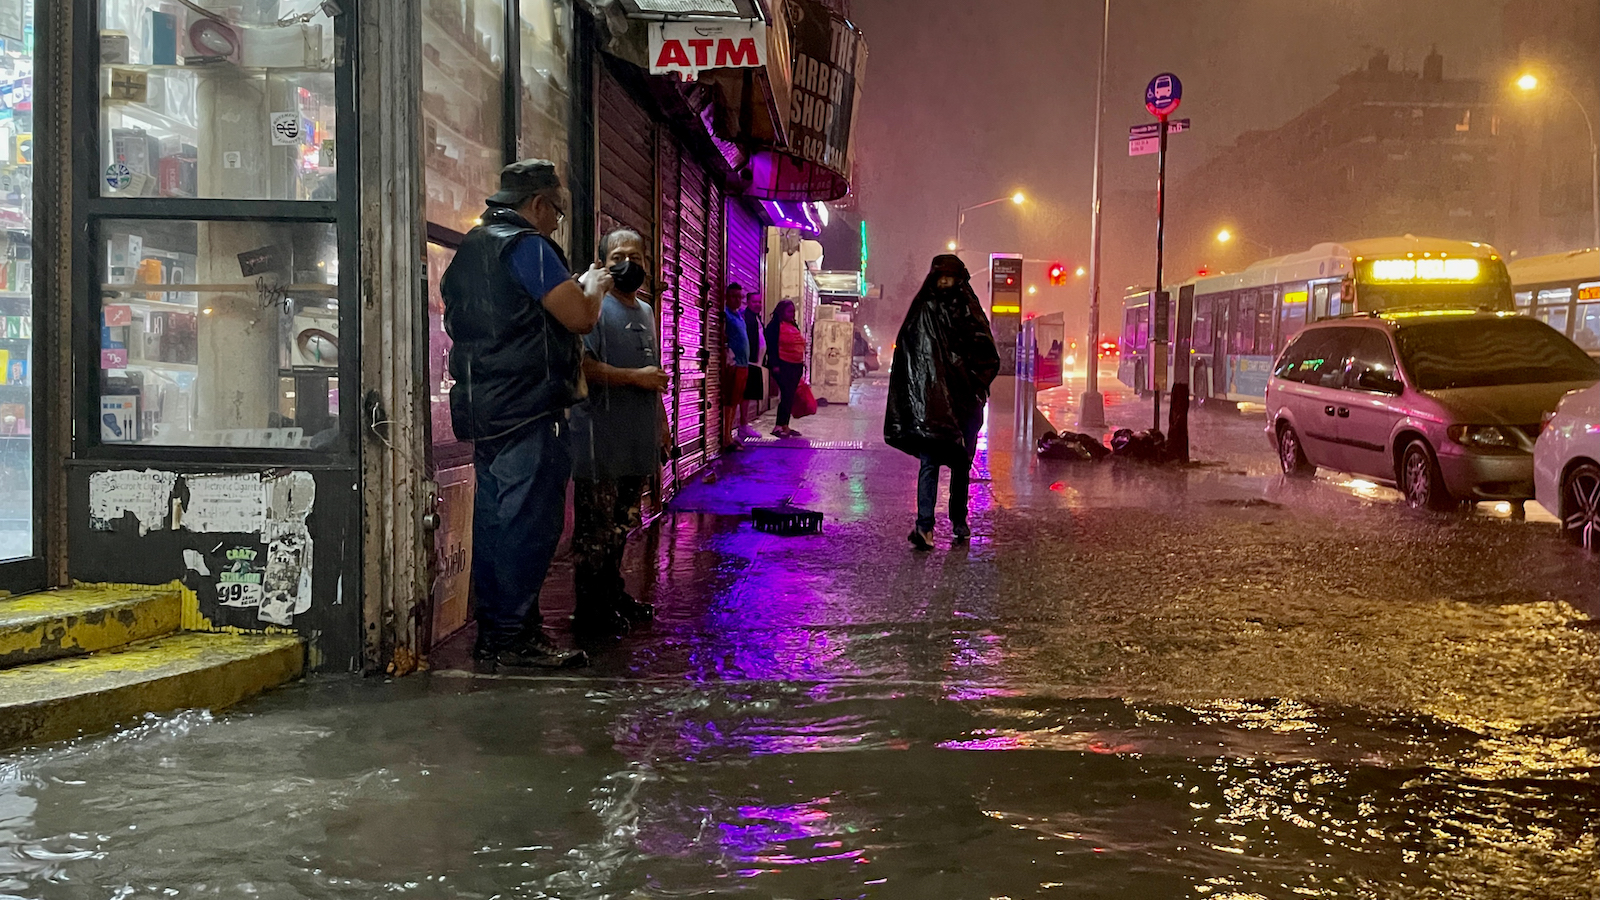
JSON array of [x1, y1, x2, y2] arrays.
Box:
[[443, 160, 612, 670]]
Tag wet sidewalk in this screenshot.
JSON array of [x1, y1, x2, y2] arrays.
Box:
[[4, 376, 1599, 899]]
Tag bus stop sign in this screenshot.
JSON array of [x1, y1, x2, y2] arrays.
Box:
[[1145, 73, 1182, 117]]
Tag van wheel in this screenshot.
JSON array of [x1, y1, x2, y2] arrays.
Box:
[[1400, 439, 1453, 511], [1277, 423, 1315, 478], [1561, 462, 1600, 550]]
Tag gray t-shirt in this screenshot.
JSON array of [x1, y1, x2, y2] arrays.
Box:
[[572, 293, 663, 480]]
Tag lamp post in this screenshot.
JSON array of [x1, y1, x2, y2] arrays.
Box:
[[1079, 0, 1111, 430], [951, 192, 1025, 253], [1216, 229, 1274, 258], [1518, 73, 1600, 251]]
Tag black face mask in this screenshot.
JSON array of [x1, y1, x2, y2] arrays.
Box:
[[608, 260, 647, 294]]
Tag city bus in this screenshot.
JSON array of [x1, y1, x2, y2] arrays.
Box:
[[1507, 247, 1600, 355], [1118, 236, 1514, 404]]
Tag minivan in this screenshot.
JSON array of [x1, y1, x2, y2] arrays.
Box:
[[1265, 312, 1600, 510]]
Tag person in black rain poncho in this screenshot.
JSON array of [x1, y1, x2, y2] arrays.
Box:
[[884, 255, 1000, 550]]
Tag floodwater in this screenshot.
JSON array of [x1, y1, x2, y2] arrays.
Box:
[[3, 378, 1597, 899]]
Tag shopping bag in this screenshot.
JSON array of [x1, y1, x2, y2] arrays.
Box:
[[793, 381, 818, 418]]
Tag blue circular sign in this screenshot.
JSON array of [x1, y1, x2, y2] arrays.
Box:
[[1145, 72, 1182, 117]]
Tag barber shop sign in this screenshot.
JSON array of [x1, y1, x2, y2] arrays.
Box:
[[649, 21, 767, 78]]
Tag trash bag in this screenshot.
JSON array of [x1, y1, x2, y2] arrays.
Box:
[[1110, 428, 1166, 461], [1038, 431, 1111, 461], [793, 380, 819, 418], [884, 255, 1001, 467]]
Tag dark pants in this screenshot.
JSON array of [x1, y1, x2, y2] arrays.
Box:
[[471, 419, 571, 646], [916, 414, 984, 533], [572, 476, 645, 613], [771, 361, 804, 427]]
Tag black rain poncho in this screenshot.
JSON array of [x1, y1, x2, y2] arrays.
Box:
[[884, 255, 1001, 466]]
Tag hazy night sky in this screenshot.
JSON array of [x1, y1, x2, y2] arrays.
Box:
[[846, 0, 1508, 329]]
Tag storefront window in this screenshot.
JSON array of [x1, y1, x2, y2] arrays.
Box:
[[98, 1, 336, 200], [98, 220, 339, 448], [423, 0, 506, 234], [520, 0, 570, 245], [0, 1, 32, 562]]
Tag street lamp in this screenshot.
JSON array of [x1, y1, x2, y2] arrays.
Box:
[[952, 192, 1027, 252], [1216, 228, 1274, 257], [1517, 72, 1600, 251]]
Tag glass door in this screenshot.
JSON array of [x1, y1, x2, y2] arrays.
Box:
[[0, 0, 37, 580]]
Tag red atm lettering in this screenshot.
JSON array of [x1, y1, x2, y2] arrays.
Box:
[[688, 39, 714, 67], [656, 39, 691, 69], [716, 37, 760, 67]]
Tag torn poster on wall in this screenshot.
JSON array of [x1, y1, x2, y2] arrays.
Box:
[[260, 471, 316, 625], [179, 473, 267, 535], [89, 469, 179, 535]]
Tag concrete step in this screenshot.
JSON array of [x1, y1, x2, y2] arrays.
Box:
[[0, 587, 181, 669], [0, 631, 304, 751]]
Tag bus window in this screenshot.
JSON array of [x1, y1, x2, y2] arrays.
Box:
[[1575, 303, 1600, 351], [1329, 282, 1347, 316], [1122, 307, 1137, 355], [1255, 294, 1276, 354], [1193, 296, 1214, 353], [1234, 292, 1257, 354], [1514, 291, 1533, 312], [1280, 289, 1308, 345], [1136, 308, 1149, 349], [1312, 283, 1330, 320], [1538, 304, 1571, 336]]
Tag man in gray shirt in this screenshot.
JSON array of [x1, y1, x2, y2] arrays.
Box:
[[570, 229, 669, 638]]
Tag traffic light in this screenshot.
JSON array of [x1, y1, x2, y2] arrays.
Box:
[[1048, 262, 1066, 286]]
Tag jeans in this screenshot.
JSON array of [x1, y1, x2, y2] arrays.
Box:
[[772, 361, 804, 427], [915, 415, 983, 533], [471, 418, 572, 645], [572, 476, 645, 614]]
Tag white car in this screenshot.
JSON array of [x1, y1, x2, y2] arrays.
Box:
[[1535, 383, 1600, 550]]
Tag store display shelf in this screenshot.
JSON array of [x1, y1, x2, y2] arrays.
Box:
[[102, 62, 334, 76], [0, 291, 31, 300], [104, 101, 199, 137], [423, 18, 504, 81], [112, 360, 200, 374], [99, 295, 200, 312], [101, 283, 337, 297], [422, 107, 497, 160]]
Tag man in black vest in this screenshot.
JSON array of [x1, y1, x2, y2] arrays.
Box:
[[443, 160, 612, 669]]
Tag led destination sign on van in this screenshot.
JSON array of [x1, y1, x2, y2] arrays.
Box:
[[1368, 257, 1482, 283]]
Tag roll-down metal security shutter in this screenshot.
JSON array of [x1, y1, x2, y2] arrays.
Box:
[[658, 136, 723, 482]]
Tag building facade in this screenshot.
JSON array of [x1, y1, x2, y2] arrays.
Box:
[[15, 0, 865, 674]]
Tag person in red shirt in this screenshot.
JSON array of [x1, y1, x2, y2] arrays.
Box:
[[764, 299, 807, 438]]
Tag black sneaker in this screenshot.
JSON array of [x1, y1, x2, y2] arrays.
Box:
[[475, 631, 588, 670], [952, 522, 972, 540], [613, 593, 655, 626], [908, 528, 934, 550], [572, 606, 632, 641]]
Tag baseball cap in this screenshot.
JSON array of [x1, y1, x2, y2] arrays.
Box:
[[487, 159, 562, 207]]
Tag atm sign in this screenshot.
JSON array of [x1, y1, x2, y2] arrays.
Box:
[[649, 21, 767, 77]]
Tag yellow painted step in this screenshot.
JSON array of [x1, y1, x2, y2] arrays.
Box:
[[0, 631, 304, 751], [0, 588, 181, 669]]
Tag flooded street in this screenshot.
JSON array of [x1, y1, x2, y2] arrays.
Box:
[[4, 380, 1597, 899]]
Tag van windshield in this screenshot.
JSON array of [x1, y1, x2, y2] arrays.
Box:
[[1395, 318, 1600, 390]]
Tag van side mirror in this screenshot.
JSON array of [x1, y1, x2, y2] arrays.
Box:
[[1356, 370, 1403, 394]]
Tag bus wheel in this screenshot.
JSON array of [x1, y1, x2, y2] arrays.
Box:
[[1400, 439, 1454, 512], [1277, 423, 1315, 478]]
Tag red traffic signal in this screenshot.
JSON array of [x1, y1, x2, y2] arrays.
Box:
[[1047, 262, 1066, 286]]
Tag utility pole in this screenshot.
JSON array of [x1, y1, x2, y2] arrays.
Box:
[[1079, 0, 1111, 430]]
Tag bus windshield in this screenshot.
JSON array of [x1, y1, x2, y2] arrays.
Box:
[[1395, 318, 1600, 390], [1355, 280, 1514, 314]]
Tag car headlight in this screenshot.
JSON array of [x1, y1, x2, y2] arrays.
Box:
[[1447, 425, 1520, 449]]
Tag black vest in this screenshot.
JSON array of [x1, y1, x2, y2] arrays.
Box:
[[442, 207, 582, 442]]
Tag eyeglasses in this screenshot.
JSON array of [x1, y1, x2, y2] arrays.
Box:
[[541, 193, 567, 224]]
